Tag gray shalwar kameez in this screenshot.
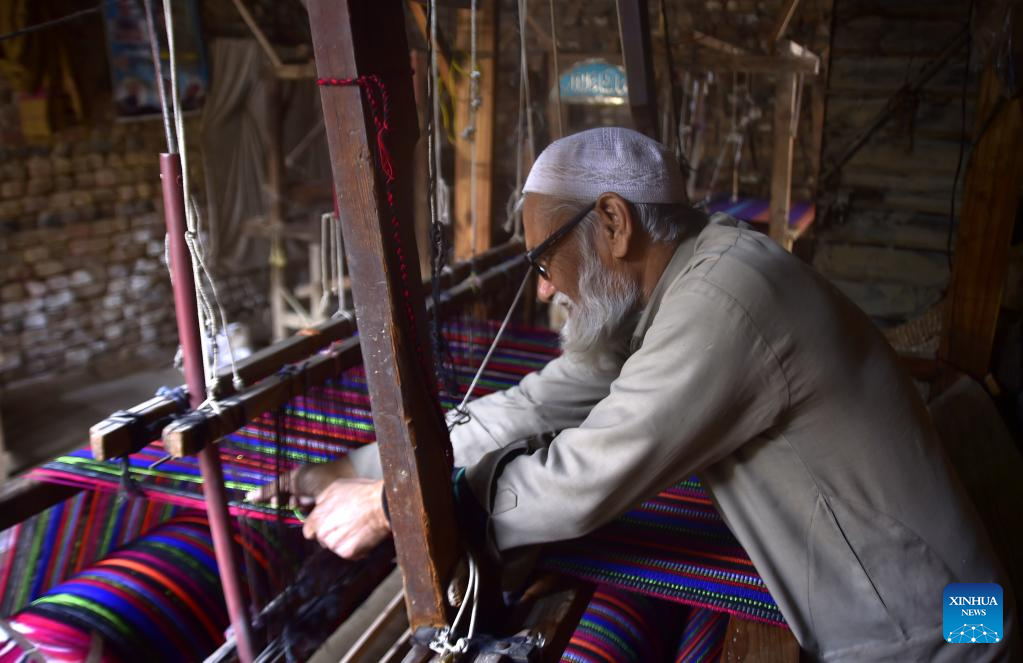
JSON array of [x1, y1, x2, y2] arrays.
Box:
[[349, 215, 1018, 662]]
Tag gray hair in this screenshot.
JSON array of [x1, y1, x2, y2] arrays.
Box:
[[548, 197, 706, 245]]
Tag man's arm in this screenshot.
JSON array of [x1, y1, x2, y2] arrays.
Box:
[[346, 347, 627, 478], [465, 284, 790, 552]]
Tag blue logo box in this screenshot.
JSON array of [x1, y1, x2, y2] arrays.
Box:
[[944, 583, 1003, 644]]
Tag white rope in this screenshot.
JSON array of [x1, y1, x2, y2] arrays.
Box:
[[429, 0, 452, 229], [429, 553, 482, 656], [519, 0, 535, 165], [456, 268, 531, 413], [502, 0, 532, 237], [162, 1, 243, 392], [548, 0, 563, 138]]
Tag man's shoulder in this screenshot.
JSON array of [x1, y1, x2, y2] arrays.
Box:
[[671, 215, 794, 305]]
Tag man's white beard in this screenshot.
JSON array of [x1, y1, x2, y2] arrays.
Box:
[[555, 248, 640, 362]]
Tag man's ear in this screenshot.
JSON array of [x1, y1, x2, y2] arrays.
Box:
[[595, 192, 635, 260]]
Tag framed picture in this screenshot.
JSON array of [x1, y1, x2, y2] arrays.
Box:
[[103, 0, 208, 117]]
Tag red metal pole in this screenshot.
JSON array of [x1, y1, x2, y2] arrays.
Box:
[[160, 154, 256, 663]]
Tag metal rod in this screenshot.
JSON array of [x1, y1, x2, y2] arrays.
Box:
[[160, 153, 256, 663]]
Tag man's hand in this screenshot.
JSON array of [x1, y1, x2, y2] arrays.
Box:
[[246, 457, 356, 507], [302, 478, 391, 560]]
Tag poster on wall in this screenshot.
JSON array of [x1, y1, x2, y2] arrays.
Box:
[[102, 0, 208, 118], [558, 59, 628, 106]]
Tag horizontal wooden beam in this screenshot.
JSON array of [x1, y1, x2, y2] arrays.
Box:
[[276, 62, 317, 79], [676, 37, 819, 75], [0, 476, 80, 532], [89, 240, 523, 461], [161, 254, 528, 456], [164, 337, 363, 456]]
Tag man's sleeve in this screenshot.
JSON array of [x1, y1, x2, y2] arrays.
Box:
[[465, 283, 790, 552], [346, 344, 626, 479]]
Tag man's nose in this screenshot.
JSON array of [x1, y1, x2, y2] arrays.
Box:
[[536, 276, 557, 303]]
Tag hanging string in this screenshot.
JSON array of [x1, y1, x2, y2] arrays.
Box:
[[548, 0, 564, 138], [429, 552, 481, 656], [658, 0, 685, 167], [425, 0, 464, 403], [141, 0, 173, 151], [160, 0, 243, 393], [502, 0, 533, 237], [453, 267, 531, 417]]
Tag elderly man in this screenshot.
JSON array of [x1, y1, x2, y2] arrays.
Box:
[[254, 128, 1017, 661]]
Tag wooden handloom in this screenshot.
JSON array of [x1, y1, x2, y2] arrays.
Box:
[[0, 2, 860, 661]]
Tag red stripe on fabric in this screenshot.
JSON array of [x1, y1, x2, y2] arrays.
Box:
[[71, 577, 182, 646], [571, 632, 622, 662], [656, 492, 715, 507], [561, 643, 604, 663], [592, 533, 758, 569], [40, 503, 71, 591], [593, 590, 647, 628], [75, 491, 102, 573], [93, 557, 221, 641], [113, 549, 220, 622], [548, 571, 786, 628], [0, 523, 20, 600], [82, 565, 200, 641], [675, 611, 724, 661], [12, 612, 91, 645]]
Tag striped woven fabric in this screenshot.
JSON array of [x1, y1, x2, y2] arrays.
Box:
[[30, 322, 560, 524], [673, 606, 729, 663], [19, 321, 785, 627], [706, 196, 815, 237], [0, 492, 182, 616], [560, 586, 729, 663], [0, 515, 232, 663], [540, 478, 785, 626], [561, 586, 687, 663]]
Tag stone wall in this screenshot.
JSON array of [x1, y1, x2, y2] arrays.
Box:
[[0, 94, 267, 388]]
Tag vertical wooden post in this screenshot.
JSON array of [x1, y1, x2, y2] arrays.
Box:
[[617, 0, 659, 139], [454, 1, 497, 261], [804, 0, 832, 202], [939, 68, 1023, 379], [769, 73, 799, 251], [306, 0, 459, 630]]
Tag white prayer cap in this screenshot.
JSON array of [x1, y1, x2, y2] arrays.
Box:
[[523, 127, 687, 204]]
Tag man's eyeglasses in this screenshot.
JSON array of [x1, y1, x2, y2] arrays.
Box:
[[524, 202, 596, 281]]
